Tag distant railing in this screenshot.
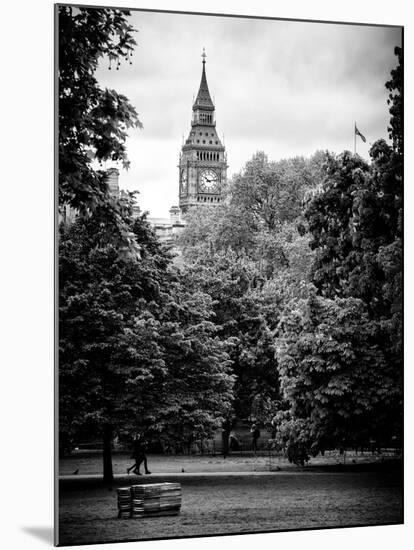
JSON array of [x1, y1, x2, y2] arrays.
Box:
[[158, 439, 402, 460], [167, 437, 277, 456]]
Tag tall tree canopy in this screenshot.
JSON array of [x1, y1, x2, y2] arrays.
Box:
[[59, 204, 235, 480], [59, 20, 402, 475], [177, 150, 323, 429], [275, 48, 403, 461], [58, 7, 236, 481], [58, 6, 142, 239], [178, 48, 403, 461], [275, 293, 399, 462], [385, 46, 403, 154]]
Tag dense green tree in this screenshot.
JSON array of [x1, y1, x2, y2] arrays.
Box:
[[305, 48, 402, 318], [229, 151, 323, 234], [59, 203, 234, 480], [177, 149, 322, 434], [59, 206, 168, 480], [178, 252, 282, 427], [305, 151, 372, 300], [385, 46, 403, 153], [58, 5, 141, 239], [179, 149, 322, 274], [305, 144, 401, 317], [290, 49, 404, 456], [150, 268, 235, 451], [274, 293, 400, 462], [172, 48, 403, 462]]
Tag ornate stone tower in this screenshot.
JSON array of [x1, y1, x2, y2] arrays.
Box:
[[178, 49, 227, 214]]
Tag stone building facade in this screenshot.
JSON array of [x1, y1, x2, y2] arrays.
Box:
[[61, 52, 227, 248], [178, 49, 228, 215], [148, 50, 227, 244]]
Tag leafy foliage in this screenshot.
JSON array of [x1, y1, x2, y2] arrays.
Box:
[[58, 7, 236, 479], [229, 152, 320, 232], [59, 30, 402, 473], [59, 204, 234, 476], [284, 49, 404, 457], [178, 252, 280, 421], [385, 46, 403, 153], [275, 293, 400, 459], [59, 209, 167, 458], [177, 151, 323, 425], [177, 49, 402, 458], [58, 6, 142, 237]]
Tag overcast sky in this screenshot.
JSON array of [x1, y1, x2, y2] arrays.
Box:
[[94, 9, 402, 217]]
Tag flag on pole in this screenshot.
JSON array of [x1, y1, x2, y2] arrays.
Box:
[[355, 124, 366, 143]]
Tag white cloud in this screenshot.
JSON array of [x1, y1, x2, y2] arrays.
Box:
[[94, 10, 401, 217]]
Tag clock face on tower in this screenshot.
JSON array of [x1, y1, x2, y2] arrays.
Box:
[[199, 169, 219, 193]]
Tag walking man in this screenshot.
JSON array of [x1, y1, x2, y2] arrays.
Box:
[[250, 424, 261, 455], [127, 432, 151, 475]]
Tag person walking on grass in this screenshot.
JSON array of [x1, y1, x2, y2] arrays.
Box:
[[127, 432, 151, 475], [250, 424, 261, 455]]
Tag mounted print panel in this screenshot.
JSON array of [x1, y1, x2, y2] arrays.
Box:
[[56, 4, 403, 546]]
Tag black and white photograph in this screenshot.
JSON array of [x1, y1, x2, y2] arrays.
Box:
[[55, 3, 403, 546]]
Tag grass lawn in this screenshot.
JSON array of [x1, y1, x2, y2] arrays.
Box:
[[59, 450, 396, 476], [58, 468, 403, 546]]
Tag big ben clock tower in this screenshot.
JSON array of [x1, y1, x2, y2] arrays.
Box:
[[178, 49, 227, 215]]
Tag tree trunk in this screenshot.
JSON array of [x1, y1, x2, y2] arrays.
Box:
[[103, 423, 114, 483], [221, 417, 234, 457], [221, 429, 230, 457]]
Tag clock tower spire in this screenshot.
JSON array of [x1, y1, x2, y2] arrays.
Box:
[[178, 49, 227, 214]]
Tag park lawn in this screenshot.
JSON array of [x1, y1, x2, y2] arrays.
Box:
[[59, 450, 393, 476], [58, 470, 403, 546]]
